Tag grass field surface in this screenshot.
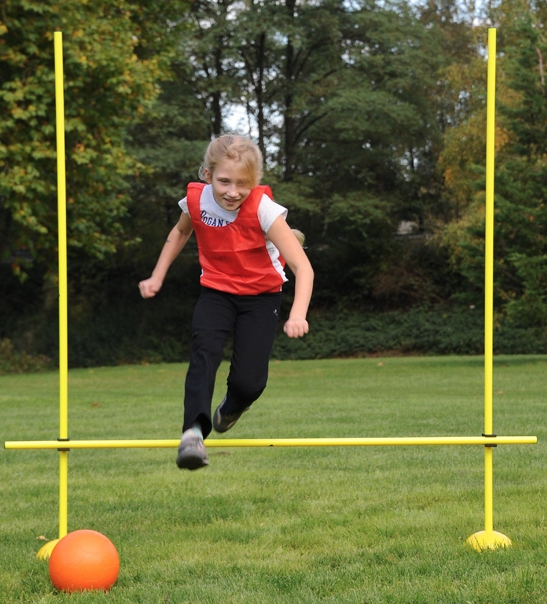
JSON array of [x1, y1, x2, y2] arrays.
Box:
[[1, 356, 546, 603]]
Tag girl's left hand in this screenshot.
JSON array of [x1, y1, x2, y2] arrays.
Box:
[[283, 318, 309, 338]]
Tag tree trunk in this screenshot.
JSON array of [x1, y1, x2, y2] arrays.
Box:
[[283, 0, 296, 181]]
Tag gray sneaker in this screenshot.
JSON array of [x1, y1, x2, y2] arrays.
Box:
[[213, 397, 249, 433], [176, 429, 209, 470]]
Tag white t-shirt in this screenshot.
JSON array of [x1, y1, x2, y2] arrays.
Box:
[[178, 184, 288, 283]]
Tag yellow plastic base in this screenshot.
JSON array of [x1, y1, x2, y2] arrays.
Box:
[[36, 539, 60, 560], [466, 530, 512, 552]]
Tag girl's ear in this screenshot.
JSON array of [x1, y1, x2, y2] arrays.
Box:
[[204, 168, 213, 183]]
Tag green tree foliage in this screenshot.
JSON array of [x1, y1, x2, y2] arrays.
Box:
[[0, 0, 180, 279], [283, 1, 456, 305], [8, 0, 547, 366], [440, 1, 547, 335], [491, 11, 547, 330], [180, 0, 250, 138]]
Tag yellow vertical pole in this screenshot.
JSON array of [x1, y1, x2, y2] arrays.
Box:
[[37, 31, 69, 560], [467, 28, 511, 551], [483, 26, 496, 536], [54, 30, 69, 542]]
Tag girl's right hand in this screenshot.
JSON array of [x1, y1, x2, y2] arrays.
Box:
[[283, 317, 309, 338], [138, 276, 163, 299]]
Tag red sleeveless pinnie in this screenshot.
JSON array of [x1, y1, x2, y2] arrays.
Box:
[[186, 183, 285, 295]]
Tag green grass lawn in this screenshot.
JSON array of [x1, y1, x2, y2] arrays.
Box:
[[1, 356, 546, 603]]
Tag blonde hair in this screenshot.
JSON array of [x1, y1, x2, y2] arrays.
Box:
[[291, 229, 305, 247], [199, 134, 263, 187]]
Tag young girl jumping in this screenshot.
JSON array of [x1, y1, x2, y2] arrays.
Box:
[[138, 134, 314, 470]]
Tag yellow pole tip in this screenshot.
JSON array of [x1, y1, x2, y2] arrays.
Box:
[[36, 539, 60, 560], [466, 530, 512, 552]]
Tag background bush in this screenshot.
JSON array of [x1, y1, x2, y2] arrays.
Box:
[[273, 306, 547, 360], [3, 304, 546, 373]]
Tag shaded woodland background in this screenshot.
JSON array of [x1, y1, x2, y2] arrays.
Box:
[[2, 0, 547, 370]]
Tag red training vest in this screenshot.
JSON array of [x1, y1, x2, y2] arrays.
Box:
[[186, 182, 285, 295]]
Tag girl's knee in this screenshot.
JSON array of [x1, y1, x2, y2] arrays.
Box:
[[228, 378, 266, 406]]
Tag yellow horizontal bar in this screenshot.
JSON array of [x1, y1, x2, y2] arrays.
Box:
[[4, 436, 537, 450]]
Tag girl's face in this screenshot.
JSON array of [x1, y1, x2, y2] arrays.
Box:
[[205, 159, 253, 212]]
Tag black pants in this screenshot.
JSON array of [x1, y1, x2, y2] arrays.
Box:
[[183, 287, 282, 438]]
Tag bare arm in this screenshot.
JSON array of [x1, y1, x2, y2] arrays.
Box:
[[267, 216, 314, 338], [138, 212, 194, 298]]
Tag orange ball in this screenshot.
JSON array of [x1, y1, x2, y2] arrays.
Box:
[[49, 529, 119, 592]]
